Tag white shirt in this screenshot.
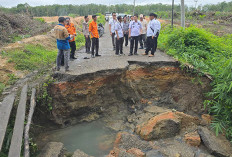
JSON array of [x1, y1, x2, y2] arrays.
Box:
[[109, 19, 117, 33], [147, 19, 161, 37], [156, 20, 161, 32], [115, 22, 124, 38], [129, 21, 142, 37]]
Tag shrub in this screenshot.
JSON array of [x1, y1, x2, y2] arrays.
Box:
[[34, 17, 45, 23], [159, 25, 232, 140], [96, 13, 106, 25]]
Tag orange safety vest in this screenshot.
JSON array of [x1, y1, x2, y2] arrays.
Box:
[[65, 23, 76, 42]]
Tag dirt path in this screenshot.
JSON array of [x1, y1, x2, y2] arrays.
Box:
[[64, 22, 175, 76]]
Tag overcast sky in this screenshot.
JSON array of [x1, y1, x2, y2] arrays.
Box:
[[0, 0, 231, 8]]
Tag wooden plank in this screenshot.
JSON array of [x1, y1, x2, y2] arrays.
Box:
[[8, 84, 28, 157], [0, 93, 15, 151], [24, 88, 36, 157]]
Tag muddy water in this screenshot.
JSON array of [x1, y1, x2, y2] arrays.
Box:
[[39, 120, 116, 156]]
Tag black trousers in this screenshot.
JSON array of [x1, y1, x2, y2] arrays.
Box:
[[69, 41, 76, 58], [85, 35, 91, 52], [91, 38, 99, 56], [130, 36, 139, 54], [116, 37, 124, 54], [124, 34, 128, 46], [111, 33, 116, 49], [154, 33, 159, 52], [139, 34, 147, 48], [145, 36, 157, 55]]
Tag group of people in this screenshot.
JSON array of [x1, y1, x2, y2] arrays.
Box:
[[109, 12, 161, 57], [53, 12, 161, 72]]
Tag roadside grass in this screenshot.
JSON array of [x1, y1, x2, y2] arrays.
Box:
[[2, 44, 57, 71], [158, 24, 232, 141], [0, 82, 5, 94], [76, 33, 85, 49]]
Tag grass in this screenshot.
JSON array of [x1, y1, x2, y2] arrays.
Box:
[[76, 33, 85, 48], [0, 83, 5, 95], [2, 44, 57, 71], [34, 17, 45, 23], [158, 24, 232, 141]]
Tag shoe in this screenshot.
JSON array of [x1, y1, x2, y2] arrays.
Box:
[[128, 53, 133, 56], [142, 53, 148, 55], [116, 54, 119, 56], [91, 55, 95, 58], [72, 57, 77, 59], [149, 54, 154, 57], [134, 53, 138, 55], [56, 67, 60, 71], [65, 69, 70, 72], [95, 54, 101, 57], [139, 47, 143, 49]]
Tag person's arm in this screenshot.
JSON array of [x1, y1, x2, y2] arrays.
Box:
[[115, 24, 119, 40], [152, 21, 159, 39], [109, 20, 112, 36], [73, 24, 77, 36], [145, 21, 147, 31], [129, 22, 131, 37], [140, 23, 142, 35], [64, 29, 71, 40], [89, 23, 94, 38]]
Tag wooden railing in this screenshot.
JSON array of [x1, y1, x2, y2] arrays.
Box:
[[0, 84, 36, 157]]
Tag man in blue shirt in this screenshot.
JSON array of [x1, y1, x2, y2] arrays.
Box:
[[129, 14, 142, 56], [54, 17, 74, 72]]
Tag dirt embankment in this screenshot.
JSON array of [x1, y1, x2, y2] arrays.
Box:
[[0, 12, 52, 45]]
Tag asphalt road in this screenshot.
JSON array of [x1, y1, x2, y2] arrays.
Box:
[[65, 22, 175, 76]]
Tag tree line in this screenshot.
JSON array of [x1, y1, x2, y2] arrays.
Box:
[[0, 1, 231, 17]]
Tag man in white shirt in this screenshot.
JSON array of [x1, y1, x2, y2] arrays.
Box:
[[154, 14, 161, 53], [109, 12, 117, 51], [139, 14, 147, 49], [129, 14, 142, 56], [143, 13, 160, 57], [115, 16, 124, 55]]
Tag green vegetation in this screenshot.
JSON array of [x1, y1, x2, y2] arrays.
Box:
[[0, 3, 181, 16], [1, 1, 232, 17], [75, 33, 85, 49], [2, 44, 57, 71], [11, 34, 31, 43], [34, 17, 45, 23], [0, 82, 5, 94], [68, 13, 79, 18], [7, 74, 19, 85], [37, 81, 54, 111], [158, 24, 232, 141], [96, 13, 106, 25]]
